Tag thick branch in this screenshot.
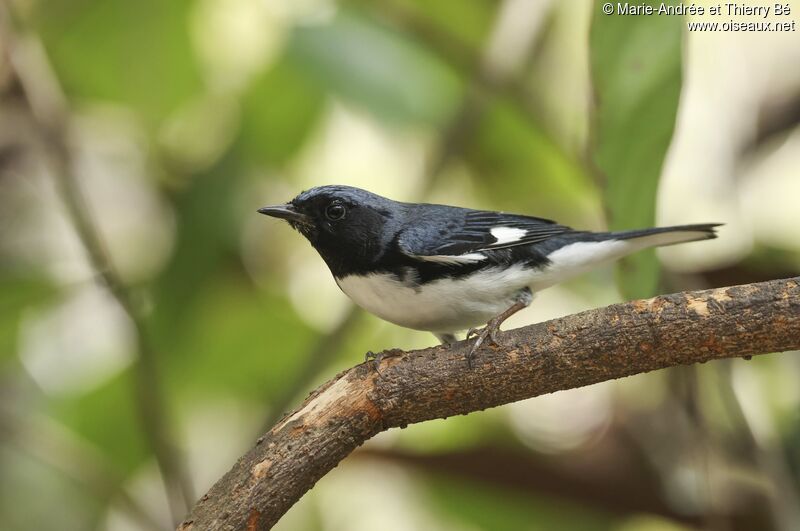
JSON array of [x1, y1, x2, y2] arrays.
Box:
[[181, 277, 800, 530]]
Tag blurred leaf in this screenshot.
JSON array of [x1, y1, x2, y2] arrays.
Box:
[[49, 369, 148, 475], [161, 275, 315, 403], [466, 99, 601, 227], [152, 154, 242, 336], [288, 9, 463, 126], [391, 407, 514, 454], [0, 448, 102, 531], [238, 58, 325, 166], [149, 148, 318, 404], [395, 0, 496, 50], [590, 1, 683, 299], [0, 273, 56, 362], [426, 475, 612, 531], [34, 0, 201, 126]]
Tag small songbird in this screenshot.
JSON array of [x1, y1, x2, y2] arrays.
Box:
[[259, 185, 719, 365]]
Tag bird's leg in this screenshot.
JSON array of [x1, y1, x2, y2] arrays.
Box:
[[465, 288, 532, 368], [435, 333, 457, 345]]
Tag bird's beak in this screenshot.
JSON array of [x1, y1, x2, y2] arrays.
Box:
[[257, 204, 311, 224]]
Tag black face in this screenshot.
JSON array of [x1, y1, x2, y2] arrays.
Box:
[[259, 185, 401, 277]]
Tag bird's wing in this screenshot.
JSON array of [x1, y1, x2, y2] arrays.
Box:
[[397, 207, 573, 263]]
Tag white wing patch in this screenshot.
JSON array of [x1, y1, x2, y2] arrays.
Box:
[[490, 226, 527, 245], [414, 252, 487, 265]]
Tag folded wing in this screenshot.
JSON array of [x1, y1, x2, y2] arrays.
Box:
[[398, 207, 573, 264]]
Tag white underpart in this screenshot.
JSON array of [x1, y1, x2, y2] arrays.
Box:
[[337, 230, 710, 334], [490, 226, 526, 245], [336, 265, 534, 334]]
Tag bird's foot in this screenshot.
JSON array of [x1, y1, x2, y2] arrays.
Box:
[[464, 291, 531, 368], [364, 350, 383, 374], [465, 316, 506, 368], [364, 349, 402, 375]]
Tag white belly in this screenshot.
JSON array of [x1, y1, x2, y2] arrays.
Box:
[[335, 265, 535, 334], [333, 239, 641, 333]]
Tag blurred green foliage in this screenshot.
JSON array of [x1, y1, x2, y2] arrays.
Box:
[[289, 11, 464, 126], [427, 476, 612, 531], [0, 274, 55, 363], [591, 0, 683, 299], [1, 1, 798, 530], [239, 59, 325, 165], [34, 0, 201, 126], [51, 369, 150, 474]]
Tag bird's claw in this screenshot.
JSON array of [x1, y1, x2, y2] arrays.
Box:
[[364, 349, 402, 375], [465, 318, 505, 368], [364, 350, 383, 375]]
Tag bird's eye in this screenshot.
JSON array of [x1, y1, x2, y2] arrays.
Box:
[[325, 202, 346, 221]]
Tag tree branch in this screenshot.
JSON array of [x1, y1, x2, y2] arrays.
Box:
[[181, 277, 800, 530]]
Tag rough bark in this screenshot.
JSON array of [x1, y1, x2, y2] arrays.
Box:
[[179, 277, 800, 530]]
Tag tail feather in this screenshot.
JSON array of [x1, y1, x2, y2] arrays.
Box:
[[609, 223, 721, 248], [530, 223, 721, 290]]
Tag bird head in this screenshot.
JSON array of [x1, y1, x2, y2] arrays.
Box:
[[258, 185, 400, 276]]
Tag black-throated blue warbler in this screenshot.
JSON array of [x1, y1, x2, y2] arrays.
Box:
[[259, 185, 719, 365]]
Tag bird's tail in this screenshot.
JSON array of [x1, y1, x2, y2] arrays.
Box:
[[608, 223, 721, 249], [531, 223, 721, 291]]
